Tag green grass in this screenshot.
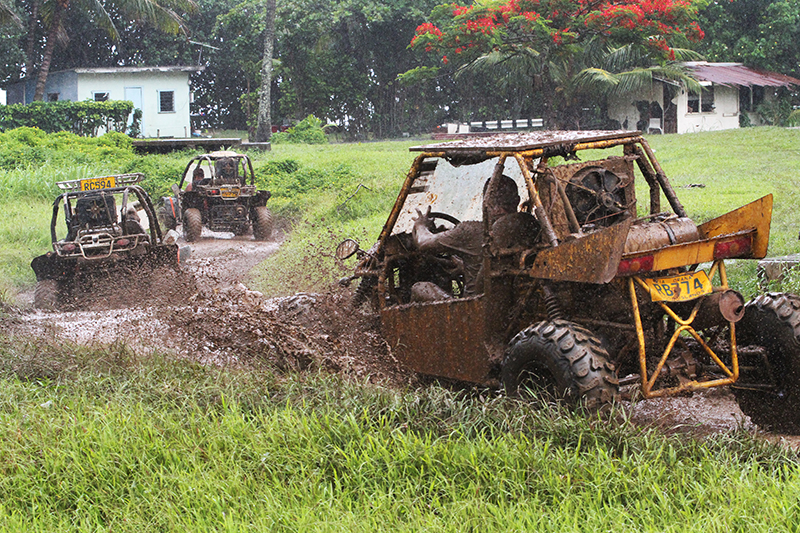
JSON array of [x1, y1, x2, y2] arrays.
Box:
[[0, 339, 798, 532]]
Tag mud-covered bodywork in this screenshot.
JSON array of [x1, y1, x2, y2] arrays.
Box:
[[164, 151, 272, 240], [31, 173, 190, 309], [342, 130, 783, 415]]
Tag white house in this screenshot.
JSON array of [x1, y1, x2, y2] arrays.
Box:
[[6, 66, 204, 138], [608, 62, 800, 134]]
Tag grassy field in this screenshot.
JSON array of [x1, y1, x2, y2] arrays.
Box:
[[0, 340, 799, 532], [2, 128, 800, 530]]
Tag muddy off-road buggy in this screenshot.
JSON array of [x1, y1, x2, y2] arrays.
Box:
[[31, 173, 191, 310], [160, 151, 273, 242], [337, 130, 800, 432]]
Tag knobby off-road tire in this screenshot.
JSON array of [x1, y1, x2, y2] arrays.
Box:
[[184, 208, 203, 242], [734, 292, 800, 433], [34, 279, 59, 310], [252, 206, 274, 241], [351, 276, 377, 310], [501, 320, 619, 411]]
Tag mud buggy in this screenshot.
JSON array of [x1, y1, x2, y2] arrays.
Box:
[[31, 173, 192, 310], [160, 151, 273, 242], [338, 130, 800, 432]]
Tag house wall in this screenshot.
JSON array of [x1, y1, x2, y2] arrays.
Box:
[[607, 85, 663, 132], [5, 69, 194, 138], [76, 71, 192, 138], [675, 84, 739, 133]]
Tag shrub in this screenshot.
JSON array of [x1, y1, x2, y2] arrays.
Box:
[[271, 115, 329, 145], [0, 100, 134, 136]]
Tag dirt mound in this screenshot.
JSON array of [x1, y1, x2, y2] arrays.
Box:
[[164, 285, 409, 384]]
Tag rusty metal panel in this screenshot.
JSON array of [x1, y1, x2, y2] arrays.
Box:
[[381, 297, 492, 384], [529, 219, 632, 283], [410, 130, 639, 153], [391, 157, 526, 235]]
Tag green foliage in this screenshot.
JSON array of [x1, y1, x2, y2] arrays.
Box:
[[0, 101, 134, 136], [756, 95, 795, 126], [0, 128, 135, 172], [270, 115, 329, 144], [698, 0, 800, 78]]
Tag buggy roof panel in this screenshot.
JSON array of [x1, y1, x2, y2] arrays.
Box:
[[410, 130, 640, 154]]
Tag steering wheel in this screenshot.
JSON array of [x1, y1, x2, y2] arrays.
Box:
[[427, 211, 461, 232]]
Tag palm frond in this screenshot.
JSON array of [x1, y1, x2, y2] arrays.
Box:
[[0, 0, 22, 28]]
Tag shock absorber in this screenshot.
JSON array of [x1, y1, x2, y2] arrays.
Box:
[[541, 284, 564, 321]]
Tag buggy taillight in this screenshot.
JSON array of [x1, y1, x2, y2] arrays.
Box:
[[714, 236, 752, 259], [617, 255, 654, 276]]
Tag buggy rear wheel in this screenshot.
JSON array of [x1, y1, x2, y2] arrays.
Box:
[[184, 208, 202, 242], [34, 279, 59, 310], [252, 206, 274, 241], [734, 293, 800, 433], [502, 320, 619, 411]]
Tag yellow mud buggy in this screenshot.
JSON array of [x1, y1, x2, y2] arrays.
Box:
[[338, 130, 798, 432]]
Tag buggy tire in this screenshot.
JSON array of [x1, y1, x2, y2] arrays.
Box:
[[733, 293, 800, 433], [184, 208, 202, 242], [252, 206, 273, 241], [34, 279, 59, 310], [351, 276, 377, 310], [502, 320, 619, 411]]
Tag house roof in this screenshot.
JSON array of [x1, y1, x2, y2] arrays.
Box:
[[44, 66, 205, 76], [684, 62, 800, 88]]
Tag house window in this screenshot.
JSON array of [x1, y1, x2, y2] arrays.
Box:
[[159, 90, 175, 113], [740, 86, 765, 112], [93, 92, 109, 102], [47, 93, 59, 102], [688, 84, 715, 113]]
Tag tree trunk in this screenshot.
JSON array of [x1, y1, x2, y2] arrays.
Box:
[[254, 0, 277, 142], [25, 0, 40, 79], [33, 2, 63, 102]]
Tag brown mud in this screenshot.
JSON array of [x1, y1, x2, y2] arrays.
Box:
[[7, 227, 800, 445]]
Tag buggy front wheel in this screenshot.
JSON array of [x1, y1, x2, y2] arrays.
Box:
[[501, 320, 619, 411]]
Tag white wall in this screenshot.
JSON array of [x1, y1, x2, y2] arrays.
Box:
[[77, 71, 193, 138], [675, 84, 739, 133], [607, 85, 663, 131]]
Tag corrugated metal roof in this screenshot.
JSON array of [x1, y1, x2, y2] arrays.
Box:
[[684, 62, 800, 87]]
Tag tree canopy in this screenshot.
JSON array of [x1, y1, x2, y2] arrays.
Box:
[[407, 0, 706, 127], [698, 0, 800, 77]]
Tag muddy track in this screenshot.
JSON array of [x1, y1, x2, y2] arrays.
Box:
[[8, 228, 800, 445]]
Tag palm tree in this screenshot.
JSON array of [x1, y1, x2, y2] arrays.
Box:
[[31, 0, 198, 101], [254, 0, 277, 142], [0, 0, 22, 27]]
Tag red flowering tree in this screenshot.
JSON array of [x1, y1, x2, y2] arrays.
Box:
[[407, 0, 706, 128]]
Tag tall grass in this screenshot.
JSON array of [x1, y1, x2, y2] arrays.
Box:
[[0, 339, 798, 532]]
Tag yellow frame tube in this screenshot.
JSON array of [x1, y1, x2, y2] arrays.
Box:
[[629, 260, 740, 398]]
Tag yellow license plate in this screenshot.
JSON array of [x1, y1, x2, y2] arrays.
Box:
[[644, 271, 712, 302], [80, 176, 116, 191], [220, 188, 239, 198]]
